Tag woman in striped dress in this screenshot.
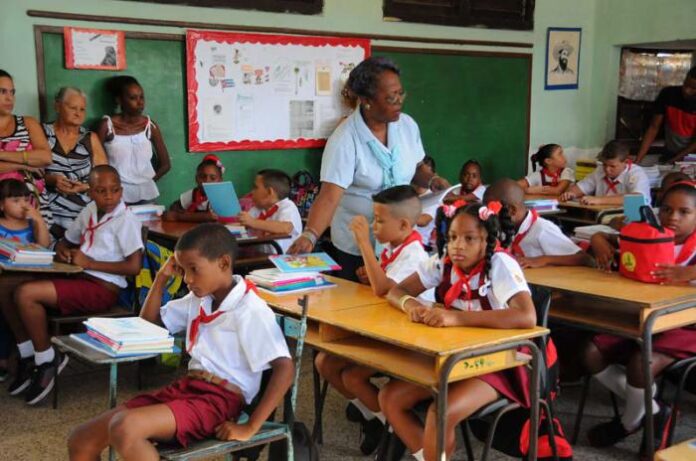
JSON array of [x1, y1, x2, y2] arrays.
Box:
[[42, 87, 108, 239], [0, 69, 52, 205]]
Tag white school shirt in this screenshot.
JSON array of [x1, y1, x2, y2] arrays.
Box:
[[673, 235, 696, 286], [160, 275, 291, 403], [64, 201, 144, 288], [321, 109, 425, 255], [179, 188, 209, 212], [417, 193, 438, 246], [576, 163, 651, 204], [383, 238, 430, 283], [417, 252, 530, 311], [103, 116, 159, 203], [451, 184, 487, 201], [524, 168, 575, 188], [249, 198, 302, 253], [515, 210, 582, 257]]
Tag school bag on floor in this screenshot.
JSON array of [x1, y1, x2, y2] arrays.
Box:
[[290, 170, 320, 218], [619, 206, 675, 283]]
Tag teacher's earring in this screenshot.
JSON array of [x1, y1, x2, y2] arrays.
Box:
[[364, 103, 371, 111]]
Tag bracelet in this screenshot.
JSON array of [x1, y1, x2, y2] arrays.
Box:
[[398, 295, 417, 313], [22, 151, 28, 165], [301, 230, 318, 246], [427, 174, 440, 189]]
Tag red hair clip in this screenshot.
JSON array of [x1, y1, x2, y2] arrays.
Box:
[[479, 201, 502, 221], [202, 154, 225, 174]]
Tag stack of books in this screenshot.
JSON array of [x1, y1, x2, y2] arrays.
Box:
[[226, 225, 250, 239], [128, 204, 165, 222], [0, 238, 54, 266], [71, 317, 175, 357], [247, 268, 336, 295], [573, 224, 618, 244], [642, 165, 662, 188], [575, 158, 598, 182], [525, 199, 559, 213]]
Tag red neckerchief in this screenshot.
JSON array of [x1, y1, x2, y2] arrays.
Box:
[[81, 212, 116, 250], [186, 187, 208, 212], [187, 280, 258, 353], [540, 168, 561, 186], [443, 257, 486, 309], [511, 210, 539, 258], [676, 232, 696, 265], [258, 204, 279, 221], [603, 160, 632, 194], [380, 230, 423, 271]]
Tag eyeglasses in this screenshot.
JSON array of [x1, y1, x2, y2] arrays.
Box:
[[0, 88, 16, 97], [385, 92, 407, 105]]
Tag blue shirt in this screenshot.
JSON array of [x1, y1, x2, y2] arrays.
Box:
[[0, 220, 35, 245], [320, 109, 425, 255]]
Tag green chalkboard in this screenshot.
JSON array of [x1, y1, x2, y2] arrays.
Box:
[[41, 31, 529, 207]]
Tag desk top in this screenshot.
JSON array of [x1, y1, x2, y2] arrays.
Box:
[[144, 220, 289, 244], [0, 261, 82, 274], [524, 194, 621, 213], [525, 266, 696, 309], [260, 275, 384, 315], [312, 302, 547, 356], [655, 438, 696, 461], [52, 335, 158, 364]]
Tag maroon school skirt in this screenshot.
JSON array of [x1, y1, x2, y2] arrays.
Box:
[[125, 376, 243, 447], [479, 365, 531, 408], [593, 328, 696, 362]]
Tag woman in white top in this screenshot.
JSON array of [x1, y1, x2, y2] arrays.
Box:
[[97, 76, 171, 204], [287, 57, 448, 281], [518, 144, 574, 195]]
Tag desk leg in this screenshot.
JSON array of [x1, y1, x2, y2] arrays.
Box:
[[108, 363, 118, 461], [641, 319, 655, 460]]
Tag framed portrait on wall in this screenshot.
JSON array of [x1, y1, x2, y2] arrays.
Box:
[[545, 27, 581, 90], [64, 27, 126, 70]]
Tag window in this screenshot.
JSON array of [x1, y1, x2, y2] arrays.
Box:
[[123, 0, 323, 15], [383, 0, 534, 31]]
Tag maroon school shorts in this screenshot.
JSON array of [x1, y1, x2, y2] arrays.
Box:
[[593, 328, 696, 362], [52, 276, 119, 315], [125, 376, 244, 447]]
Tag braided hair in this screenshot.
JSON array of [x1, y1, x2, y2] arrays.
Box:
[[438, 203, 516, 281]]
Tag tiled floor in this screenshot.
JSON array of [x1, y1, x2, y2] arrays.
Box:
[[1, 353, 695, 460]]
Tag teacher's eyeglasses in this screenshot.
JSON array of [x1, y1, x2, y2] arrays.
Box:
[[385, 92, 407, 105]]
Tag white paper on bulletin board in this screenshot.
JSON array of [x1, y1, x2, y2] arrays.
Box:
[[186, 30, 371, 152]]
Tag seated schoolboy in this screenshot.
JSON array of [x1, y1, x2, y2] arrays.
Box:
[[518, 144, 574, 195], [0, 179, 50, 381], [412, 156, 438, 249], [484, 178, 590, 268], [585, 182, 696, 453], [164, 154, 224, 222], [238, 169, 302, 254], [445, 160, 487, 203], [5, 165, 143, 405], [559, 140, 651, 206], [315, 185, 429, 455], [68, 224, 293, 460]]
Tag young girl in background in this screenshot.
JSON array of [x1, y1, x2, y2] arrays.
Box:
[[518, 144, 574, 195], [165, 155, 223, 222], [98, 75, 171, 205], [379, 201, 536, 461]]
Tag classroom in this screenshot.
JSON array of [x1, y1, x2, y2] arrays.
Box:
[[1, 0, 695, 460]]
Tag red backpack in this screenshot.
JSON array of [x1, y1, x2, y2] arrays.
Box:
[[619, 206, 675, 283]]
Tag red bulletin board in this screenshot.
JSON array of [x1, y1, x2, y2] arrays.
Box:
[[186, 30, 370, 152]]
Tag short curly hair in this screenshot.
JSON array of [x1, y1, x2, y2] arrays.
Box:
[[344, 56, 400, 100]]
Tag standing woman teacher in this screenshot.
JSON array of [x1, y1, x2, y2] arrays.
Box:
[[288, 57, 445, 281]]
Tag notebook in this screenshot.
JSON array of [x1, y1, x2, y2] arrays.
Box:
[[202, 181, 241, 218]]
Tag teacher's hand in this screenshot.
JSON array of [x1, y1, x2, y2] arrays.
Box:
[[429, 176, 451, 191], [287, 235, 314, 254]]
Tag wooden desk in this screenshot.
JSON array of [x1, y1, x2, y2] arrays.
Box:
[[524, 266, 696, 459], [144, 220, 290, 252], [525, 194, 622, 226], [0, 261, 82, 274], [272, 282, 548, 460], [655, 438, 696, 461]]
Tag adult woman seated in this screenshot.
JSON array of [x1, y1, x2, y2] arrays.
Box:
[[42, 87, 108, 239], [0, 69, 52, 205], [288, 57, 447, 281]]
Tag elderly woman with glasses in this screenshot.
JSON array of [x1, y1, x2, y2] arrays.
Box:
[[288, 56, 448, 281]]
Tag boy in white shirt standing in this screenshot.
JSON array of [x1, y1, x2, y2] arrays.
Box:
[[7, 166, 144, 405], [560, 140, 652, 206], [238, 169, 302, 254], [68, 224, 293, 460]]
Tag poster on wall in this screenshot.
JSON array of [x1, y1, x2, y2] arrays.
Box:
[[64, 27, 126, 70], [186, 30, 370, 152], [545, 27, 581, 90]]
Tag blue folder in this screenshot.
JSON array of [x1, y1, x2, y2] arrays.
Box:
[[623, 194, 649, 223], [202, 181, 241, 218]]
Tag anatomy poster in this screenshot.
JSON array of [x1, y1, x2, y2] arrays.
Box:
[[186, 30, 370, 151]]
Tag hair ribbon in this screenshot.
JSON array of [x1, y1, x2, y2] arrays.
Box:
[[479, 201, 502, 221]]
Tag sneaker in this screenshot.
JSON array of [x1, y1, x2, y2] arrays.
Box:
[[346, 401, 365, 423], [8, 357, 34, 396], [374, 431, 406, 461], [360, 417, 385, 455], [587, 417, 638, 447], [24, 351, 69, 406]]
